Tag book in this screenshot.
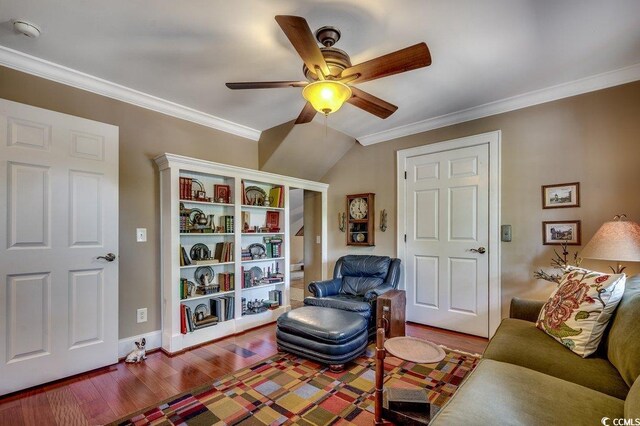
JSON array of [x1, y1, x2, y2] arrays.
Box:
[[180, 304, 187, 334], [268, 187, 282, 208]]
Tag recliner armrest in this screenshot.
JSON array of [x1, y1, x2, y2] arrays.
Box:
[[308, 278, 342, 297], [364, 284, 395, 303], [383, 258, 401, 288], [510, 297, 545, 322]]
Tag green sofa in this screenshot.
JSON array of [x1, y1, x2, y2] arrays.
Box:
[[431, 275, 640, 425]]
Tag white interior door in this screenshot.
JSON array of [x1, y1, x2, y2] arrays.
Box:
[[0, 99, 119, 395], [404, 143, 490, 337]]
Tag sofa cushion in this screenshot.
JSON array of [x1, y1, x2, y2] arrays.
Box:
[[303, 296, 372, 319], [536, 267, 626, 357], [606, 275, 640, 387], [484, 318, 629, 399], [338, 255, 391, 279], [341, 276, 384, 296], [431, 359, 625, 426], [626, 378, 640, 419]]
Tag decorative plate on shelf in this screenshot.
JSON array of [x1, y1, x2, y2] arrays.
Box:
[[245, 186, 266, 206], [248, 243, 266, 259], [249, 266, 263, 281], [194, 266, 214, 285], [194, 303, 209, 320], [190, 243, 211, 261], [353, 233, 365, 242]]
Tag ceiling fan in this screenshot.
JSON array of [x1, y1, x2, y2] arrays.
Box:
[[226, 15, 432, 124]]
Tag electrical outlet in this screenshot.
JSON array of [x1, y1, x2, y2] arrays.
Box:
[[316, 235, 321, 244], [137, 308, 147, 323], [136, 228, 147, 242]]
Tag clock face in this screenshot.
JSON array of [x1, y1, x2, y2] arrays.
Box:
[[349, 197, 368, 219]]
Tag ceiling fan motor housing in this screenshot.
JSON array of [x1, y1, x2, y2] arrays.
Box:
[[303, 47, 352, 81]]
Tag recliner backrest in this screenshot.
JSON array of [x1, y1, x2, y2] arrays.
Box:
[[333, 255, 397, 296]]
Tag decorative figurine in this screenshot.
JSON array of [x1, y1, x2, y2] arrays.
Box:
[[125, 338, 147, 363]]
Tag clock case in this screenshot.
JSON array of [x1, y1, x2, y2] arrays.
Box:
[[346, 193, 375, 246]]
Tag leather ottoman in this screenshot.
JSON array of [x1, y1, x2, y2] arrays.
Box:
[[276, 306, 369, 371]]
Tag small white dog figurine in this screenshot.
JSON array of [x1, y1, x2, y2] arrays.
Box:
[[125, 338, 147, 363]]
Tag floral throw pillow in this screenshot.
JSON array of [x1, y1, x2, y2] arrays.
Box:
[[536, 267, 626, 357]]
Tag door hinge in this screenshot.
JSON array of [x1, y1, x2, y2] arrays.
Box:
[[404, 234, 407, 242], [404, 171, 407, 179]]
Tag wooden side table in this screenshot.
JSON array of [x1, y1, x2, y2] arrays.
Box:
[[374, 328, 446, 425], [376, 289, 406, 338]]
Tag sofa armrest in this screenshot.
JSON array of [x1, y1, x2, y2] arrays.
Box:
[[364, 284, 395, 303], [509, 297, 545, 322], [308, 278, 342, 297]]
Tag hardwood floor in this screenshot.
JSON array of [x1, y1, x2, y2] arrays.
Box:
[[0, 322, 488, 426]]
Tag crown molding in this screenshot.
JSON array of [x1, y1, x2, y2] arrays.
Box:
[[0, 46, 261, 141], [357, 63, 640, 146]]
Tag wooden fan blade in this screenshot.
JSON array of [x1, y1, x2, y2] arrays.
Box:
[[226, 81, 308, 90], [295, 102, 317, 124], [341, 43, 431, 84], [347, 87, 398, 119], [275, 15, 331, 77]]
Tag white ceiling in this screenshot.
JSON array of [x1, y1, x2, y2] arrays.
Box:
[[1, 0, 639, 143]]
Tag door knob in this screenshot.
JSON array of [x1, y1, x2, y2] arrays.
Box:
[[97, 253, 116, 262], [469, 247, 486, 254]]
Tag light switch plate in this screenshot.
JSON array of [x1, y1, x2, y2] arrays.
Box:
[[501, 225, 512, 242], [316, 235, 321, 244], [136, 228, 147, 242]]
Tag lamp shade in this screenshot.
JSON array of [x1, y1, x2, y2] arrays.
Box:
[[580, 219, 640, 262], [302, 81, 352, 115]]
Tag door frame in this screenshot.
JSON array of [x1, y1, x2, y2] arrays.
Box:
[[397, 130, 501, 336]]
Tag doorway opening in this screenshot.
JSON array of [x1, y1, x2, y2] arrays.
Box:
[[288, 188, 324, 308]]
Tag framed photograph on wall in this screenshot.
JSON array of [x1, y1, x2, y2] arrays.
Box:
[[214, 184, 230, 204], [542, 182, 580, 209], [542, 220, 581, 245]]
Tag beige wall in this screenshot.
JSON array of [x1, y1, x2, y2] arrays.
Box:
[[321, 81, 640, 317], [0, 66, 258, 339]]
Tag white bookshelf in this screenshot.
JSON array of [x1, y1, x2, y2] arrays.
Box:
[[155, 153, 328, 354]]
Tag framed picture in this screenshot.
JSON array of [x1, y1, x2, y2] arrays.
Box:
[[214, 184, 230, 203], [542, 220, 581, 245], [266, 211, 280, 231], [542, 182, 580, 209]]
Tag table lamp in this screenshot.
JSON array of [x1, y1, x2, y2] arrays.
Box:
[[580, 214, 640, 273]]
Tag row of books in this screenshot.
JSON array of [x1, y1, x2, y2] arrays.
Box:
[[268, 289, 283, 306], [217, 272, 235, 292], [179, 177, 195, 200], [263, 237, 283, 258], [214, 242, 234, 262], [241, 248, 252, 261], [211, 296, 235, 322], [220, 215, 234, 233]]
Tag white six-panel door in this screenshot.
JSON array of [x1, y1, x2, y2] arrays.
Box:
[[0, 99, 119, 395], [404, 143, 490, 337]]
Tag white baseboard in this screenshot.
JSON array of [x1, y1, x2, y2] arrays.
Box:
[[118, 330, 162, 359]]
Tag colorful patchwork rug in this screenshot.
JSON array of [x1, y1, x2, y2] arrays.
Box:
[[114, 345, 479, 426]]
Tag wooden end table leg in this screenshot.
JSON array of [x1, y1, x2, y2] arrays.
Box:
[[374, 327, 386, 425]]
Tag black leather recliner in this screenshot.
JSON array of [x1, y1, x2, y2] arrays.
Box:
[[304, 255, 401, 335]]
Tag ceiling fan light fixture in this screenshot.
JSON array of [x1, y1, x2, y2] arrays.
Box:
[[302, 80, 352, 115]]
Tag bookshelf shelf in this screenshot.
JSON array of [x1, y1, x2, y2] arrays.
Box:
[[241, 205, 285, 211], [180, 232, 234, 236], [156, 153, 328, 354], [180, 199, 235, 207], [180, 261, 234, 269], [180, 289, 236, 302], [241, 257, 285, 264], [242, 281, 285, 291]]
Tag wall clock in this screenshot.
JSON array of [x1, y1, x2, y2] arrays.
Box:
[[346, 193, 375, 246]]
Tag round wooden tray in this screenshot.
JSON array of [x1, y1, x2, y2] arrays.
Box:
[[384, 336, 446, 364]]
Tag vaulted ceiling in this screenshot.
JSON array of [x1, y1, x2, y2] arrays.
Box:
[[1, 1, 639, 145]]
